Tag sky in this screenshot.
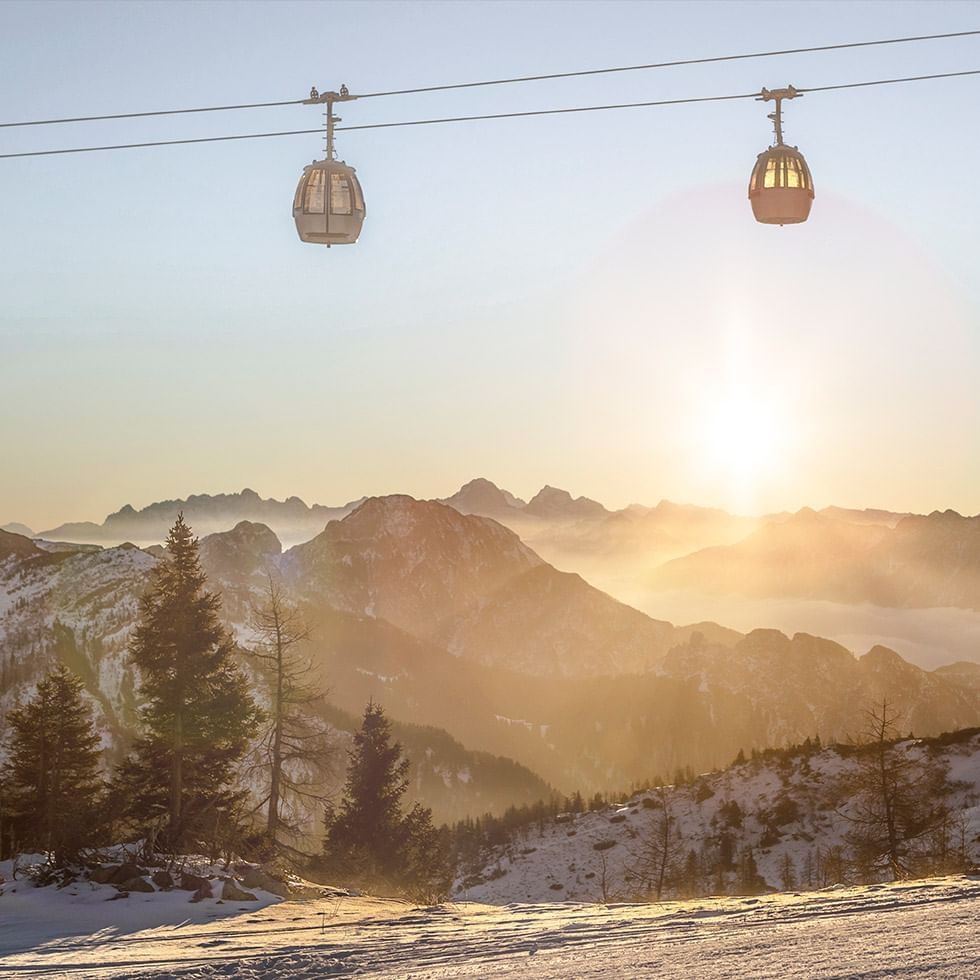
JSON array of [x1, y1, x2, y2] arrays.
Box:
[[2, 0, 979, 531]]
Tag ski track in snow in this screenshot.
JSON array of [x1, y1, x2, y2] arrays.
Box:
[[0, 876, 978, 979]]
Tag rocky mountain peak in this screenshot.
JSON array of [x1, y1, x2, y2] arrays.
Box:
[[524, 485, 607, 520], [340, 494, 435, 536], [860, 644, 910, 670], [442, 478, 526, 515], [198, 521, 283, 592], [207, 520, 282, 555]]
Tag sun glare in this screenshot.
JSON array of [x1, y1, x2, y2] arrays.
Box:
[[696, 390, 789, 509], [706, 396, 782, 470]]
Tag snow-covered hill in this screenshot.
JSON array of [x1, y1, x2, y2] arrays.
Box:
[[457, 732, 980, 906]]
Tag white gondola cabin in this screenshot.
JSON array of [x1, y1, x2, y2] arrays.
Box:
[[293, 159, 365, 245]]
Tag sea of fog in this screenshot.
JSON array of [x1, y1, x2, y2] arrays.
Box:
[[602, 584, 980, 671]]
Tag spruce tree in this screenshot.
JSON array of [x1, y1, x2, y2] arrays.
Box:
[[123, 514, 261, 850], [2, 663, 104, 865], [321, 701, 451, 899], [323, 701, 410, 879], [737, 846, 766, 894]]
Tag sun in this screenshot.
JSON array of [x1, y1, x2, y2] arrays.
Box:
[[696, 390, 789, 509], [705, 396, 782, 471]]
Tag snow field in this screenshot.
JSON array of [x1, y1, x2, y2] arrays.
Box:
[[0, 876, 978, 978]]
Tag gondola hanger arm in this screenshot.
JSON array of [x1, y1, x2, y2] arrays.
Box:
[[303, 85, 358, 106]]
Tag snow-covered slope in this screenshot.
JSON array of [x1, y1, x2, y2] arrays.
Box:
[[457, 732, 980, 905], [0, 541, 156, 748], [0, 526, 551, 824], [1, 874, 978, 978]]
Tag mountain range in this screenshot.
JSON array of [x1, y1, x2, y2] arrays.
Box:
[[652, 507, 980, 610], [23, 489, 365, 548], [13, 479, 971, 614], [2, 493, 978, 820]]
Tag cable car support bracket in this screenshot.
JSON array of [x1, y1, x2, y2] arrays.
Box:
[[758, 85, 802, 146], [304, 84, 358, 159]]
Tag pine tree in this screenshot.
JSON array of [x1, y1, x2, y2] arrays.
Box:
[[323, 701, 411, 880], [2, 663, 104, 865], [778, 851, 797, 891], [122, 514, 262, 850], [400, 803, 452, 904], [737, 845, 766, 895], [802, 848, 816, 888], [243, 575, 335, 854], [321, 702, 451, 899]]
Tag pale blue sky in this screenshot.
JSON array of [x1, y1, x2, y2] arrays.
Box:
[[2, 0, 979, 529]]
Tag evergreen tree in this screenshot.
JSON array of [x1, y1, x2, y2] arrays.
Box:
[[321, 702, 451, 900], [737, 846, 766, 895], [400, 803, 453, 903], [778, 851, 797, 891], [802, 849, 816, 888], [122, 514, 261, 850], [2, 663, 104, 865], [678, 848, 702, 898]]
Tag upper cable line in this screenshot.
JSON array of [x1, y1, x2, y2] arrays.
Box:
[[2, 66, 979, 161], [354, 28, 980, 99], [1, 28, 978, 131]]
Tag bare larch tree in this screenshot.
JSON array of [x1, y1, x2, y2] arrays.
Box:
[[245, 576, 335, 853], [843, 699, 948, 879], [628, 785, 681, 900]]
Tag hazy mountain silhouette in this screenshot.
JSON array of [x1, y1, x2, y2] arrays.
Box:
[[652, 508, 980, 610], [36, 488, 364, 546], [0, 522, 35, 539], [440, 477, 526, 515]]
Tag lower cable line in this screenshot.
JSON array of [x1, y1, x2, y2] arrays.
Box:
[[2, 67, 979, 161]]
